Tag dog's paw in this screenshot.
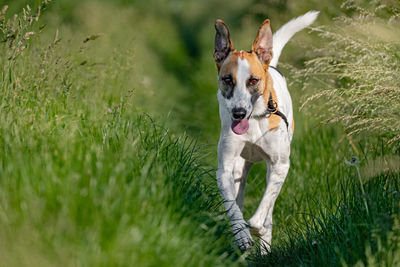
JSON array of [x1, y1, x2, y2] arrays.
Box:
[[232, 223, 254, 251], [247, 218, 267, 236], [260, 243, 271, 255]]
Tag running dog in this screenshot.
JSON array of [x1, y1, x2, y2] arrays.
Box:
[[213, 11, 319, 253]]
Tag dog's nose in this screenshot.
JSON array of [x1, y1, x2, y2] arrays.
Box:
[[232, 107, 247, 120]]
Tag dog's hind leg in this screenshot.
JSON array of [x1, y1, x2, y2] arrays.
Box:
[[233, 157, 253, 211], [248, 157, 290, 253], [259, 204, 275, 254], [259, 161, 274, 254]]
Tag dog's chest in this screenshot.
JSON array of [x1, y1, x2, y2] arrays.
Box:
[[240, 142, 268, 162], [239, 118, 277, 162]]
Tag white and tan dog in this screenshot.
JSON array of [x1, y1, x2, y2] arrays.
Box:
[[213, 11, 319, 253]]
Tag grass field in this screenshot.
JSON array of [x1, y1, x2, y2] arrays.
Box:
[[0, 0, 399, 266]]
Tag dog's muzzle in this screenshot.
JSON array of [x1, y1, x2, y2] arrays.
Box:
[[231, 107, 250, 135], [232, 107, 247, 120]]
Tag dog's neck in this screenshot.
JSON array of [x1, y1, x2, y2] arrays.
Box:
[[262, 71, 276, 106], [252, 70, 275, 113], [251, 70, 284, 130]]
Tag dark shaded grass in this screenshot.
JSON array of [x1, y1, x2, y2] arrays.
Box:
[[249, 172, 400, 266]]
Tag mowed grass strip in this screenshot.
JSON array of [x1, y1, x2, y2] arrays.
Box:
[[251, 173, 400, 266]]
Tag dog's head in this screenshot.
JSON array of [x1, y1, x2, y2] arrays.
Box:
[[213, 19, 273, 135]]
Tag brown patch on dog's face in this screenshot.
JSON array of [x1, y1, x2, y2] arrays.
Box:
[[218, 51, 267, 99], [244, 52, 267, 95]]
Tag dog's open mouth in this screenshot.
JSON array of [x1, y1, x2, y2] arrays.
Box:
[[231, 118, 249, 135]]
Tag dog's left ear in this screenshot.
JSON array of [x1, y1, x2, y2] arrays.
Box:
[[252, 19, 273, 66]]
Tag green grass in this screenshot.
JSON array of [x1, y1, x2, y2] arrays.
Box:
[[0, 0, 399, 266]]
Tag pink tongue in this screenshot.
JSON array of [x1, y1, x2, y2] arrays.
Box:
[[231, 119, 249, 135]]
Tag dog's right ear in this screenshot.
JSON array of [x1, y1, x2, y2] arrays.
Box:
[[213, 19, 234, 70]]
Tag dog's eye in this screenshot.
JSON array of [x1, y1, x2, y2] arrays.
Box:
[[248, 78, 259, 86], [222, 76, 233, 86]]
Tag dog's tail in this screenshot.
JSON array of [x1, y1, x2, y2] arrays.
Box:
[[270, 11, 319, 68]]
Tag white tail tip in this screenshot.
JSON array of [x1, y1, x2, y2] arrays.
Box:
[[270, 10, 319, 67]]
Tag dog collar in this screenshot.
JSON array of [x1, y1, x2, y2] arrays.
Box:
[[269, 65, 284, 77], [252, 92, 289, 129]]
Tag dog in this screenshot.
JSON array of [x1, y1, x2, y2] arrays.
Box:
[[213, 11, 319, 253]]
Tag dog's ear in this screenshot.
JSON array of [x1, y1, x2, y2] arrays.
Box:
[[214, 19, 234, 70], [252, 19, 273, 66]]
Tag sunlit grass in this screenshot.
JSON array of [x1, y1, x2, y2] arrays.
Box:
[[298, 0, 400, 144]]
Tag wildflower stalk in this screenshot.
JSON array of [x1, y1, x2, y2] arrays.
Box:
[[355, 164, 369, 216], [346, 156, 369, 216]]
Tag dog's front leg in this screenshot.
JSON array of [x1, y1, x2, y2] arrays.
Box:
[[217, 136, 254, 251], [248, 157, 290, 254], [233, 157, 252, 211]]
